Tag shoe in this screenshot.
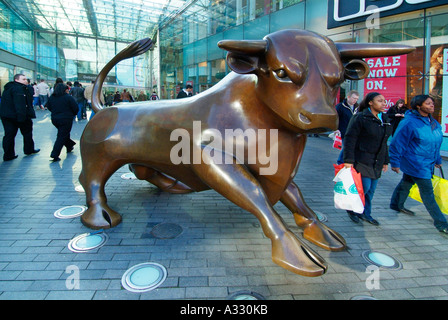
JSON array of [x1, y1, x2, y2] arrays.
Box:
[[3, 155, 18, 161], [390, 205, 415, 216], [347, 211, 360, 223], [67, 147, 74, 153], [439, 228, 448, 235], [25, 149, 40, 155], [359, 214, 380, 226], [399, 208, 415, 216], [50, 157, 61, 162]]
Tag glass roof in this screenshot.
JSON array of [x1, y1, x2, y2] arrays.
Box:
[[1, 0, 190, 42]]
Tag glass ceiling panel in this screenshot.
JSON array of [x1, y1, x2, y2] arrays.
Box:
[[1, 0, 190, 42]]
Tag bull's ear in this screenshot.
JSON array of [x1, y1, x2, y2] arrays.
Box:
[[226, 53, 259, 74], [343, 59, 370, 80], [218, 39, 267, 75]]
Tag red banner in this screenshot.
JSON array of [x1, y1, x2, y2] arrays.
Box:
[[364, 55, 407, 111]]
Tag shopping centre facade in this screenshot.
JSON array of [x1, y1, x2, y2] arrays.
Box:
[[0, 0, 447, 153]]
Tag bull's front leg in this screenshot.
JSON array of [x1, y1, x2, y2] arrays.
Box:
[[281, 181, 346, 251], [192, 148, 327, 277]]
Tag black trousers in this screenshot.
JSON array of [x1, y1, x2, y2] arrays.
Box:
[[51, 118, 75, 158], [1, 117, 35, 160]]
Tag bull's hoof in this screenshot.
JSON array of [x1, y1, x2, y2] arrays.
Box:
[[302, 221, 347, 252], [294, 215, 346, 251], [81, 203, 122, 230], [271, 231, 327, 277]]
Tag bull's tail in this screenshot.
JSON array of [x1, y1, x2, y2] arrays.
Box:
[[91, 38, 154, 113]]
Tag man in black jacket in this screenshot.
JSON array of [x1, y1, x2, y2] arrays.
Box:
[[69, 81, 86, 120], [176, 84, 193, 99], [0, 74, 40, 161], [335, 90, 359, 164]]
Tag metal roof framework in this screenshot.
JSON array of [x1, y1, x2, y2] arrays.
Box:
[[1, 0, 190, 42]]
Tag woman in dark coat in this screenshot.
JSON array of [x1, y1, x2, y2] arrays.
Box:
[[46, 83, 78, 162], [386, 99, 407, 135], [343, 92, 393, 225]]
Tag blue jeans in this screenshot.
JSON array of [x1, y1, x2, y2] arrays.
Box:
[[391, 173, 448, 231], [76, 102, 84, 120], [337, 140, 344, 165], [361, 177, 379, 219]]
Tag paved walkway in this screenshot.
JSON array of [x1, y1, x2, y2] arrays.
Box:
[[0, 109, 448, 300]]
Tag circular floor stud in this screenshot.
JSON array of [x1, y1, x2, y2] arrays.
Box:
[[150, 223, 183, 239], [314, 210, 328, 222], [121, 172, 137, 180], [362, 250, 402, 270], [227, 290, 266, 300], [68, 231, 108, 253], [351, 295, 377, 300], [121, 262, 167, 293], [54, 205, 86, 219]]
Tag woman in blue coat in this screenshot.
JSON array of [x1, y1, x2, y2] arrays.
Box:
[[389, 95, 447, 234]]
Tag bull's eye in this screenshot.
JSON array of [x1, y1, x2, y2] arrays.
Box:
[[274, 69, 292, 83], [276, 69, 287, 78]]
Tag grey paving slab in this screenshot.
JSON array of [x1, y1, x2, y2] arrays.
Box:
[[0, 109, 447, 300]]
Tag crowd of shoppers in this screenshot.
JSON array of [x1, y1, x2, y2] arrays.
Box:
[[339, 91, 446, 235], [0, 74, 159, 162]]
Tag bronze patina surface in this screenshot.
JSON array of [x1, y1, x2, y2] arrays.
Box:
[[79, 29, 414, 276]]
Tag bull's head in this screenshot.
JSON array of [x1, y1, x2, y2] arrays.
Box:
[[218, 29, 414, 133]]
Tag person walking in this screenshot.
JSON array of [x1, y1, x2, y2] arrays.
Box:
[[0, 74, 40, 161], [386, 99, 407, 136], [69, 81, 86, 120], [343, 92, 392, 225], [335, 90, 359, 164], [46, 83, 78, 162], [389, 94, 448, 234], [176, 84, 193, 99], [36, 79, 49, 109]]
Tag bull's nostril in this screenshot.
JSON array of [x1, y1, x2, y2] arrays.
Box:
[[298, 113, 311, 124]]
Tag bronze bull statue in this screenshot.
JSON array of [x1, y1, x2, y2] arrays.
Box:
[[79, 29, 413, 276]]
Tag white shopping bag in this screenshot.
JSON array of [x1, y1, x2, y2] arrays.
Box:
[[333, 167, 364, 214]]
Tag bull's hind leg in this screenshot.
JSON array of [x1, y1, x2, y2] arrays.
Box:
[[192, 149, 327, 277], [281, 181, 346, 251], [78, 154, 125, 230]]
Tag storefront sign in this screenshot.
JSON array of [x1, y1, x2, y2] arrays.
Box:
[[442, 48, 448, 137], [364, 54, 407, 110], [328, 0, 446, 29]]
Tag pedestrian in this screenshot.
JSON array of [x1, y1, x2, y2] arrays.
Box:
[[121, 89, 131, 102], [335, 90, 359, 164], [0, 74, 40, 161], [176, 84, 193, 99], [32, 82, 40, 110], [389, 94, 448, 234], [137, 91, 147, 101], [113, 91, 122, 105], [46, 83, 78, 162], [150, 91, 159, 100], [386, 99, 407, 136], [343, 92, 392, 225], [36, 79, 49, 109], [69, 81, 86, 120]]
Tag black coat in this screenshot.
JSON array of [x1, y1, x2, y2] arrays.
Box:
[[343, 108, 392, 179], [0, 81, 35, 122], [176, 90, 192, 99], [46, 93, 78, 120], [336, 99, 359, 139]]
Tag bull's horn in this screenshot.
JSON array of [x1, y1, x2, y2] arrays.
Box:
[[218, 40, 268, 55], [336, 43, 415, 58]]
